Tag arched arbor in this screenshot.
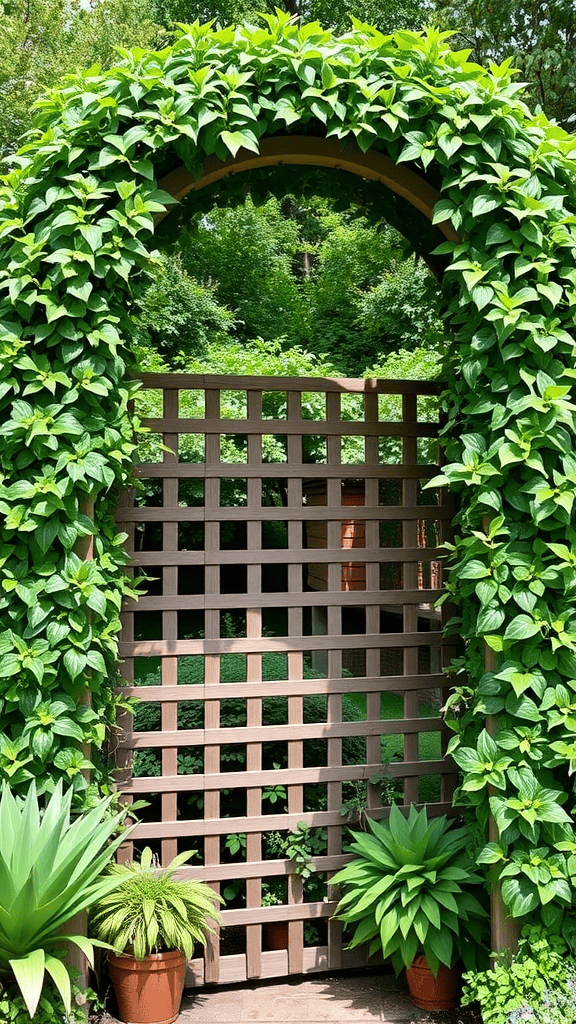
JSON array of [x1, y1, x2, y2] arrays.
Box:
[[1, 13, 576, 962]]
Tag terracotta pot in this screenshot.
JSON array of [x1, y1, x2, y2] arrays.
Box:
[[108, 949, 187, 1024], [405, 955, 460, 1011], [264, 921, 289, 950]]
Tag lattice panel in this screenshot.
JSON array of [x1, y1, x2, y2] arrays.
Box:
[[115, 374, 457, 987]]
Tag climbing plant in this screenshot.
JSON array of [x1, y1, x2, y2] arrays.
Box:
[[0, 11, 576, 933]]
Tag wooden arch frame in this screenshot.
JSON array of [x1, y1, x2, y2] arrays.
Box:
[[157, 135, 459, 243]]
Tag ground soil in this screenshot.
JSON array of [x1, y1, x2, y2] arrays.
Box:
[[91, 999, 484, 1024], [412, 1007, 483, 1024], [89, 966, 485, 1024]]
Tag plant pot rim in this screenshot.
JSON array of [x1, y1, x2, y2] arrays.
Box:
[[109, 949, 186, 963], [410, 953, 460, 971]]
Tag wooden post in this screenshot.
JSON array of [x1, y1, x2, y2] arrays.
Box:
[[479, 509, 519, 957], [66, 495, 95, 998], [485, 655, 519, 955]]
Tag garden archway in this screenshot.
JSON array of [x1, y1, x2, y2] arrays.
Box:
[[2, 11, 576, 980], [156, 135, 458, 238]]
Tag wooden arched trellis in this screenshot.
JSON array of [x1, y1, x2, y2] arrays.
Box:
[[157, 135, 459, 241]]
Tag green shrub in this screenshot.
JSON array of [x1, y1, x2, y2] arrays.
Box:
[[91, 847, 222, 960], [462, 925, 576, 1024], [0, 983, 96, 1024], [132, 254, 235, 362]]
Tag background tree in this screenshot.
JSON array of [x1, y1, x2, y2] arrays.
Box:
[[152, 0, 426, 34], [0, 0, 166, 161], [180, 196, 310, 348], [433, 0, 576, 128], [133, 194, 444, 375], [304, 214, 443, 374], [131, 254, 236, 362]]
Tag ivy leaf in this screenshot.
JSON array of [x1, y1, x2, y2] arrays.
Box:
[[0, 632, 15, 657], [477, 730, 498, 761], [452, 747, 482, 772], [0, 655, 20, 678], [477, 842, 506, 865], [86, 590, 107, 616], [219, 130, 259, 157], [476, 579, 498, 604], [53, 719, 84, 741], [536, 282, 563, 308], [86, 650, 106, 673], [477, 604, 506, 632], [500, 877, 539, 917], [458, 560, 491, 580], [486, 224, 513, 245], [484, 635, 505, 652], [504, 615, 541, 641], [470, 284, 493, 310], [63, 649, 87, 680], [46, 622, 70, 645], [31, 730, 53, 760], [470, 193, 500, 217], [54, 748, 93, 777], [505, 694, 542, 722], [35, 520, 59, 554], [432, 198, 457, 225]]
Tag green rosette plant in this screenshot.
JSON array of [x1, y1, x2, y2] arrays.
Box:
[[90, 847, 223, 960], [0, 781, 131, 1018], [331, 804, 488, 975]]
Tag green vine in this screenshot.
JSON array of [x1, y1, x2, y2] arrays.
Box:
[[0, 12, 575, 932]]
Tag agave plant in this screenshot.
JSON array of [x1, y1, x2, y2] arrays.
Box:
[[90, 847, 223, 959], [0, 781, 130, 1017], [331, 803, 488, 975]]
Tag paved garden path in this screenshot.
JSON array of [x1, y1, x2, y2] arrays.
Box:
[[104, 969, 431, 1024]]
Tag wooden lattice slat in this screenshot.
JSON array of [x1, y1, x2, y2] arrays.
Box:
[[115, 374, 457, 987]]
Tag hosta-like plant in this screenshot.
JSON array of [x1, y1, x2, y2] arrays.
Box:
[[0, 782, 130, 1018], [332, 804, 488, 975], [90, 847, 223, 960]]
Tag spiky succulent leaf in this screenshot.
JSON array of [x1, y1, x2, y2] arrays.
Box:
[[9, 950, 45, 1018], [43, 954, 71, 1015], [0, 782, 131, 1012], [347, 915, 377, 949]]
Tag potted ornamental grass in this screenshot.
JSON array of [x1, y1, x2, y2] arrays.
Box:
[[331, 803, 488, 1011], [91, 847, 223, 1024]]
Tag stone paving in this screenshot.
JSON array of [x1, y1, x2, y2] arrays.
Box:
[[104, 969, 431, 1024]]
